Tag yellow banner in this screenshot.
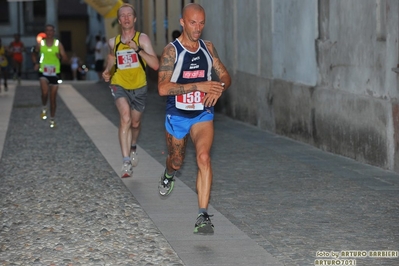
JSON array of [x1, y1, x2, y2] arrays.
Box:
[[104, 17, 121, 40], [84, 0, 124, 18]]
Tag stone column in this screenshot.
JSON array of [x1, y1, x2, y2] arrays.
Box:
[[46, 0, 58, 33]]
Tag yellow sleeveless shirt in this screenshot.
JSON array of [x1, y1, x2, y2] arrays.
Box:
[[0, 46, 8, 67], [111, 32, 147, 89]]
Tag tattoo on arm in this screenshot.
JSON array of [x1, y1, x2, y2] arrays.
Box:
[[168, 86, 185, 95], [212, 45, 220, 59], [159, 64, 174, 72], [206, 41, 225, 78], [159, 44, 176, 87], [213, 61, 227, 78], [159, 45, 176, 70], [159, 44, 199, 96], [205, 41, 220, 59], [167, 84, 198, 95], [159, 72, 169, 83]]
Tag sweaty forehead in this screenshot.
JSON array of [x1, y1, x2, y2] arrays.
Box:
[[185, 12, 205, 22], [183, 4, 204, 15], [184, 8, 205, 20], [119, 7, 134, 15], [121, 8, 132, 13]]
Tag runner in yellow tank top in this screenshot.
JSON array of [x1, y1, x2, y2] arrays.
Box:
[[102, 3, 159, 178], [111, 32, 147, 89], [0, 38, 9, 92]]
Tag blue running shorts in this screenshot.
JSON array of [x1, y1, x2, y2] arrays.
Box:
[[165, 111, 214, 139]]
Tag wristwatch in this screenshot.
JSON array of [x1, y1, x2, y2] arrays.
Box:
[[135, 47, 143, 54]]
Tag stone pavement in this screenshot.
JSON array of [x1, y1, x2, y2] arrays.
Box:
[[1, 79, 399, 266]]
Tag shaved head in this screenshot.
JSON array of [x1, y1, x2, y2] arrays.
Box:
[[179, 3, 206, 43], [182, 3, 205, 18]]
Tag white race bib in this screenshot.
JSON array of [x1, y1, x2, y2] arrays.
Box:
[[43, 65, 57, 76], [116, 49, 140, 69], [175, 91, 205, 111]]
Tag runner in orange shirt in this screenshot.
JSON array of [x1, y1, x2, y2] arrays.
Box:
[[9, 33, 25, 84]]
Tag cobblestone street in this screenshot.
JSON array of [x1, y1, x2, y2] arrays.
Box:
[[0, 80, 398, 265]]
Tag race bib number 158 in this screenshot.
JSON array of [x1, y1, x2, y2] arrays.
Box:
[[175, 91, 205, 110]]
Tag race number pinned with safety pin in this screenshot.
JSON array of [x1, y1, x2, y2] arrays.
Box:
[[43, 65, 57, 76], [175, 91, 205, 110], [116, 49, 140, 69]]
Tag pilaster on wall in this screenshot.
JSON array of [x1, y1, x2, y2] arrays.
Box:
[[318, 0, 329, 40], [316, 0, 330, 87], [46, 0, 58, 33], [393, 0, 399, 172], [392, 103, 399, 172], [221, 71, 274, 131], [272, 79, 314, 143]]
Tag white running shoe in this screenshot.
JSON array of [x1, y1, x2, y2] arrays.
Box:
[[121, 161, 133, 178]]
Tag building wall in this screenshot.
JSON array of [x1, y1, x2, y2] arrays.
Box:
[[191, 0, 399, 172], [315, 0, 398, 170], [0, 2, 19, 37], [58, 19, 88, 60]]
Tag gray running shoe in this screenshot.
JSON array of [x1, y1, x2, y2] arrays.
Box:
[[158, 170, 175, 196], [194, 212, 214, 235], [121, 161, 133, 178], [130, 150, 139, 167]]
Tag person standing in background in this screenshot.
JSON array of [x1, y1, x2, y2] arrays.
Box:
[[0, 38, 9, 92], [94, 35, 104, 81], [101, 36, 109, 71], [172, 30, 181, 40], [8, 33, 25, 84], [32, 24, 68, 128], [70, 52, 81, 81]]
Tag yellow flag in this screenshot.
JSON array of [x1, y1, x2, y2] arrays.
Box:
[[84, 0, 124, 18]]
